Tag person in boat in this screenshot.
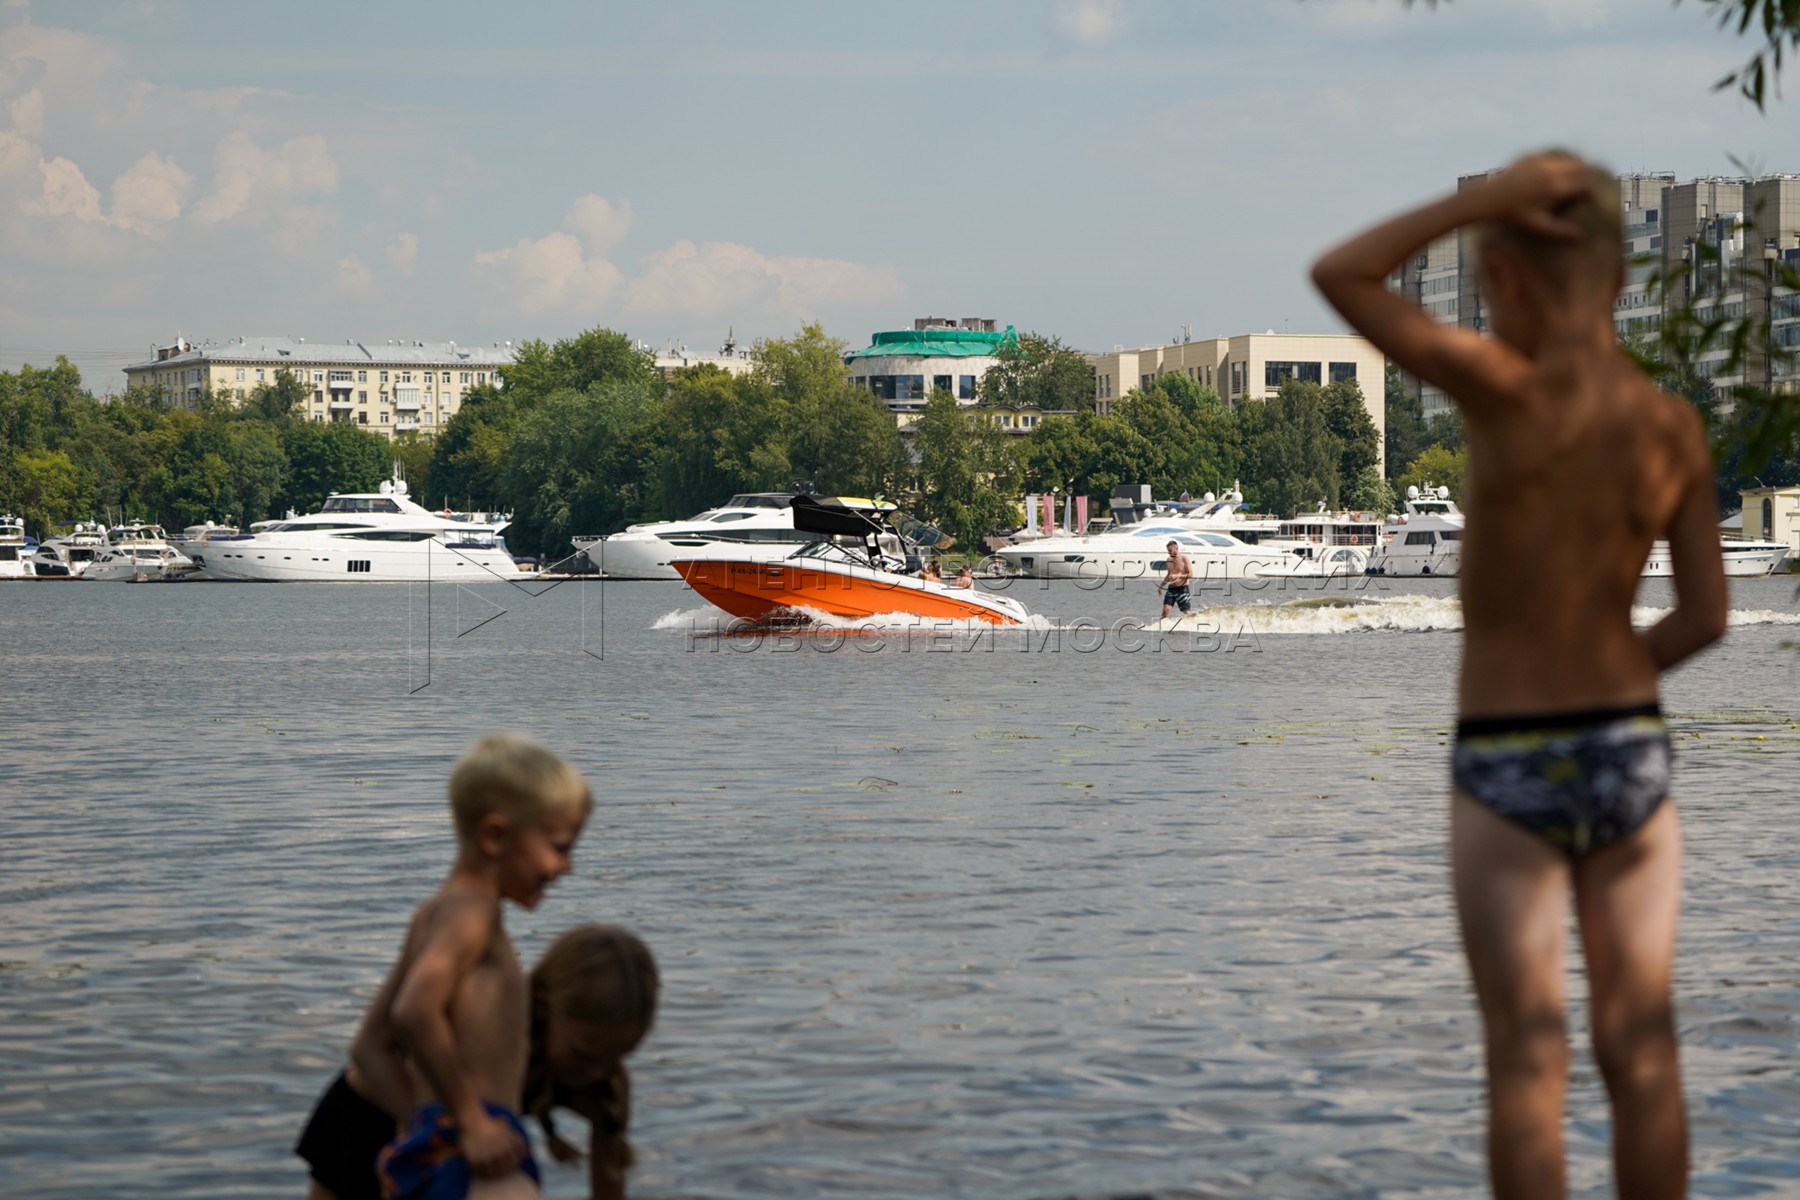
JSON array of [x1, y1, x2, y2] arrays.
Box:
[[1160, 541, 1193, 618], [1314, 150, 1727, 1199], [297, 734, 592, 1200], [920, 561, 942, 583], [950, 564, 974, 589]]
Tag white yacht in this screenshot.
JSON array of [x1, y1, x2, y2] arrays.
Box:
[[202, 475, 520, 582], [0, 514, 32, 579], [990, 521, 1355, 581], [573, 492, 828, 581], [84, 524, 195, 582], [169, 521, 240, 579], [1367, 485, 1464, 577], [1642, 535, 1789, 578], [29, 521, 108, 577]]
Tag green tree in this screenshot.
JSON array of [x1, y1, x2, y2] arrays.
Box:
[[1323, 379, 1381, 485], [977, 331, 1095, 412], [1343, 465, 1397, 516], [1383, 362, 1430, 479], [280, 421, 390, 513], [1240, 379, 1344, 515], [659, 366, 787, 518], [11, 449, 87, 535], [503, 378, 665, 556], [502, 330, 658, 396], [912, 391, 1020, 548], [241, 369, 310, 425], [1394, 445, 1469, 505]]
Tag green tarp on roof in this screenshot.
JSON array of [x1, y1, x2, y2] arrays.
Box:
[[843, 326, 1017, 362]]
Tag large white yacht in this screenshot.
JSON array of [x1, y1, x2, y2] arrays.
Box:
[[990, 521, 1360, 581], [1366, 485, 1464, 577], [573, 491, 826, 580], [29, 521, 107, 577], [202, 475, 520, 582], [1642, 535, 1789, 577], [84, 524, 195, 582], [0, 514, 33, 579], [169, 521, 240, 579]]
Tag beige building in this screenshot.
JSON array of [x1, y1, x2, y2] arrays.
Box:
[[124, 336, 517, 438], [1740, 484, 1800, 559], [1087, 332, 1386, 467]]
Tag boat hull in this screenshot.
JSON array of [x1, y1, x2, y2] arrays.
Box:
[[674, 559, 1026, 625], [203, 540, 520, 582]]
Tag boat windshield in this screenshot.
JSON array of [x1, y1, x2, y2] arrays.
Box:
[[321, 497, 403, 514], [790, 540, 861, 563]]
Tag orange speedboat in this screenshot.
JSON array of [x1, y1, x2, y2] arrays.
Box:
[[672, 496, 1028, 626]]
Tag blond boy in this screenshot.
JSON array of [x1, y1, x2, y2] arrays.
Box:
[[297, 734, 591, 1200], [1313, 152, 1727, 1199]]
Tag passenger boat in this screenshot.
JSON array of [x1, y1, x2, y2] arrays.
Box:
[[202, 474, 519, 582], [169, 521, 240, 579], [84, 524, 194, 582], [29, 521, 107, 577], [991, 520, 1360, 582], [1366, 485, 1464, 577], [0, 515, 33, 579], [673, 496, 1029, 626], [1641, 535, 1789, 578], [573, 490, 816, 580]]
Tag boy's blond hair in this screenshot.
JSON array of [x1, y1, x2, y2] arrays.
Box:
[[449, 733, 591, 839], [1473, 152, 1622, 300]]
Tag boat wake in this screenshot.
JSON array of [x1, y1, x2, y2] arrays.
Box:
[[1181, 594, 1800, 635], [654, 606, 1057, 635]]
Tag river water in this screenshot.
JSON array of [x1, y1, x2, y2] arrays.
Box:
[[2, 573, 1798, 1198]]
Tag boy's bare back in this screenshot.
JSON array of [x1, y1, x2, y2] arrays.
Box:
[[1458, 352, 1714, 716]]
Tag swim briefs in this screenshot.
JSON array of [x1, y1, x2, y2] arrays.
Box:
[[378, 1101, 542, 1200], [1451, 701, 1671, 859], [295, 1071, 395, 1200], [1163, 583, 1192, 612]]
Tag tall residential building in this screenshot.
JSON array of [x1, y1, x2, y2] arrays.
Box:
[[1086, 332, 1386, 469], [124, 336, 516, 438], [1390, 169, 1799, 418]]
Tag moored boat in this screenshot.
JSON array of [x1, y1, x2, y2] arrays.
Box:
[[84, 524, 194, 582], [0, 515, 33, 579]]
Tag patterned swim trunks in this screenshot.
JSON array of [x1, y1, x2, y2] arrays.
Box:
[[1451, 702, 1671, 859]]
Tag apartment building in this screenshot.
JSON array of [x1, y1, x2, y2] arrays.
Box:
[[1087, 332, 1386, 466], [123, 336, 517, 438], [1390, 169, 1800, 417]]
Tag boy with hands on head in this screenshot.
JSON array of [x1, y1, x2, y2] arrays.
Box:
[[1313, 152, 1726, 1199]]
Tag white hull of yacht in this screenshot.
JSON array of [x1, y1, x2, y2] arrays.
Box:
[[993, 540, 1363, 582], [203, 540, 520, 583], [1641, 538, 1788, 578], [575, 529, 819, 580]]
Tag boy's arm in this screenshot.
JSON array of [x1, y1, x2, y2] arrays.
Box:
[[1310, 154, 1588, 420], [390, 896, 522, 1180], [1640, 414, 1728, 670]]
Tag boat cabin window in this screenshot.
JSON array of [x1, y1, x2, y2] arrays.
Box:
[[1404, 531, 1437, 545], [707, 512, 754, 522], [1440, 530, 1461, 541], [1194, 533, 1236, 547], [725, 494, 793, 509], [321, 497, 403, 514]]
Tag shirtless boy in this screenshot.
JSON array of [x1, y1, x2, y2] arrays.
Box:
[[1161, 541, 1194, 618], [1313, 152, 1727, 1199], [297, 734, 591, 1200]]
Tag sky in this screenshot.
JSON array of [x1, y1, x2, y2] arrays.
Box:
[[1, 0, 1796, 394]]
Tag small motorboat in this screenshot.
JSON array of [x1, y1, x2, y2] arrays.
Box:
[[673, 496, 1029, 626]]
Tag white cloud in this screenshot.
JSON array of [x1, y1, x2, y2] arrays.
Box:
[[335, 254, 376, 296], [191, 131, 338, 226], [108, 151, 191, 234], [31, 155, 101, 220], [474, 230, 623, 318], [7, 84, 41, 136], [1529, 0, 1607, 34], [386, 231, 419, 276], [563, 194, 634, 253], [1051, 0, 1126, 48], [624, 239, 906, 323]]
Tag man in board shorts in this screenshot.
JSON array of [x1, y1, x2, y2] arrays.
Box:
[[1161, 540, 1193, 618]]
